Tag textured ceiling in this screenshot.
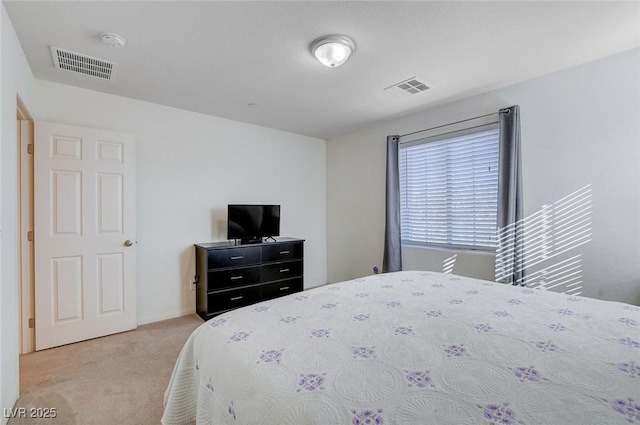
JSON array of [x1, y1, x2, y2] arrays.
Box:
[[4, 1, 640, 139]]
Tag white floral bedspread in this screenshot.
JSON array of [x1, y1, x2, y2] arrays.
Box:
[[162, 271, 640, 425]]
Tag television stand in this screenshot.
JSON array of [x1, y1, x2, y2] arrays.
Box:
[[194, 237, 304, 320]]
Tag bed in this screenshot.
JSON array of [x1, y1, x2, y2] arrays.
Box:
[[162, 270, 640, 425]]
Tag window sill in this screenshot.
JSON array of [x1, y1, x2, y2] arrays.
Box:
[[401, 242, 495, 256]]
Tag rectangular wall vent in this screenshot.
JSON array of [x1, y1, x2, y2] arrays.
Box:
[[50, 46, 116, 80], [384, 77, 430, 98]]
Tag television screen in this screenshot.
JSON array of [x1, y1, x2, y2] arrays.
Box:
[[227, 204, 280, 242]]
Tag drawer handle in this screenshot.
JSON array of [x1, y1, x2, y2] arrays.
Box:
[[230, 275, 243, 281], [279, 286, 290, 291], [280, 268, 290, 273], [230, 296, 244, 301], [280, 250, 290, 255], [230, 256, 244, 260]]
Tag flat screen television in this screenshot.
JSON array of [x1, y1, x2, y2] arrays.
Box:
[[227, 204, 280, 243]]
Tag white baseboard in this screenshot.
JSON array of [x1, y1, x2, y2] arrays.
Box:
[[136, 306, 196, 326]]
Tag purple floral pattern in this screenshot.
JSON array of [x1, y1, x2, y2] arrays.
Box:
[[297, 373, 326, 392], [280, 316, 300, 324], [623, 305, 640, 312], [310, 328, 330, 338], [405, 370, 432, 388], [356, 293, 369, 298], [351, 409, 384, 425], [322, 303, 337, 309], [566, 296, 582, 303], [507, 299, 523, 306], [411, 292, 425, 296], [547, 323, 567, 332], [618, 317, 639, 327], [381, 284, 394, 289], [209, 318, 227, 327], [353, 314, 370, 321], [450, 299, 464, 305], [619, 337, 640, 349], [533, 341, 558, 352], [610, 398, 640, 423], [425, 310, 443, 318], [228, 331, 251, 343], [444, 345, 469, 357], [432, 283, 445, 288], [521, 289, 535, 295], [494, 311, 510, 318], [228, 402, 236, 420], [556, 309, 575, 316], [352, 346, 376, 359], [618, 362, 640, 378], [253, 305, 270, 312], [466, 290, 480, 295], [294, 295, 308, 301], [514, 366, 542, 382], [394, 326, 414, 335], [478, 403, 524, 425], [385, 301, 401, 308], [206, 378, 214, 392], [258, 349, 282, 364], [474, 323, 493, 333]]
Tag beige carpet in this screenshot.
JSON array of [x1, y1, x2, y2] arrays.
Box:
[[9, 315, 202, 425]]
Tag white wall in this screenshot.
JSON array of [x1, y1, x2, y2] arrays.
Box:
[[1, 3, 35, 422], [34, 80, 327, 325], [327, 47, 640, 305]]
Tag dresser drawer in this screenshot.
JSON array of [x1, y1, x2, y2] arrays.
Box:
[[208, 266, 261, 290], [262, 260, 302, 282], [209, 285, 260, 312], [261, 278, 303, 301], [208, 246, 261, 269], [262, 242, 303, 263]]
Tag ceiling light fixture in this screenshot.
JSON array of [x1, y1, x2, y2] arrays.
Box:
[[100, 33, 126, 49], [310, 35, 355, 68]]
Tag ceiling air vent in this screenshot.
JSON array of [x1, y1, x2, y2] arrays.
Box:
[[384, 77, 430, 98], [50, 46, 116, 80]]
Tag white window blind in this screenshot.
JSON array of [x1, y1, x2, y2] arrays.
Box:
[[399, 124, 499, 250]]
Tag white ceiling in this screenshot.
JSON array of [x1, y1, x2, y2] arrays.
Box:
[[4, 1, 640, 139]]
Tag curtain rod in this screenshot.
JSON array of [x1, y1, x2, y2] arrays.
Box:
[[398, 108, 510, 139]]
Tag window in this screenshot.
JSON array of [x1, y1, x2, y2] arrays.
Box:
[[399, 124, 499, 250]]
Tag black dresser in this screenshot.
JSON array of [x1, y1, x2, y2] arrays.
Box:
[[194, 238, 304, 320]]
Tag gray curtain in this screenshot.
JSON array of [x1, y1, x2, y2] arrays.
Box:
[[495, 105, 524, 285], [383, 135, 402, 273]]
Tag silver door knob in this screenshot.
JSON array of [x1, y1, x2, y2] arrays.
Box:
[[124, 240, 134, 247]]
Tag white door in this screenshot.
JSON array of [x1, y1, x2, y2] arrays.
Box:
[[34, 122, 136, 350]]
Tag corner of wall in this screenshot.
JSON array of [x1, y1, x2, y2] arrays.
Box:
[[1, 2, 36, 418]]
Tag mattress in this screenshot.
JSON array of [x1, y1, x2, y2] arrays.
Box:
[[162, 270, 640, 425]]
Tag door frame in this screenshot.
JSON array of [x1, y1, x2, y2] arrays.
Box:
[[17, 95, 35, 354]]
